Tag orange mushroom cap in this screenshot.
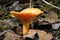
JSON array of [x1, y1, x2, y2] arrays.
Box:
[[10, 8, 43, 23]]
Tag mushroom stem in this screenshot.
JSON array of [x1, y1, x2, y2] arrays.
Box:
[[23, 23, 29, 35]]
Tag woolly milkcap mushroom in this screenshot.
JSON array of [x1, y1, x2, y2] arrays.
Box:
[[10, 8, 43, 35]]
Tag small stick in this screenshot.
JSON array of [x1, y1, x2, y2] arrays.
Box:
[[42, 0, 60, 9], [29, 0, 32, 8]]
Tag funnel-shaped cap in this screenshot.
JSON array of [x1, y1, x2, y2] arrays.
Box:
[[10, 8, 43, 23]]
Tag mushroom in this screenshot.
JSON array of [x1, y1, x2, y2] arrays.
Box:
[[10, 8, 43, 35]]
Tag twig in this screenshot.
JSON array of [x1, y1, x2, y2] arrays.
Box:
[[42, 0, 60, 9], [29, 0, 32, 8]]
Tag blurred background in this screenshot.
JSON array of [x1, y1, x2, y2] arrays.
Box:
[[0, 0, 60, 40]]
